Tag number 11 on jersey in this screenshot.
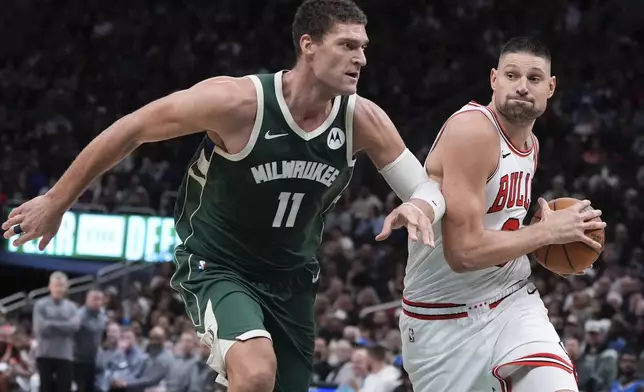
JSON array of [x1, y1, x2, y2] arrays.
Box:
[[273, 192, 305, 227]]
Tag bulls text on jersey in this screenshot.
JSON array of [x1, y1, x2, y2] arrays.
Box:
[[487, 171, 532, 213]]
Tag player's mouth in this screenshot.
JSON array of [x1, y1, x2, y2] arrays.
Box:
[[345, 71, 359, 81], [509, 97, 532, 103]]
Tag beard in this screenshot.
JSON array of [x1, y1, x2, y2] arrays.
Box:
[[497, 97, 545, 124]]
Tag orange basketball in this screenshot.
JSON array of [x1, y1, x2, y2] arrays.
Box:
[[530, 197, 604, 275]]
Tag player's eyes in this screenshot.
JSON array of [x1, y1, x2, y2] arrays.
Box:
[[530, 77, 541, 82], [506, 73, 515, 79]]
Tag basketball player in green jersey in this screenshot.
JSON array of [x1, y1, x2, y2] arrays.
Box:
[[3, 1, 446, 391]]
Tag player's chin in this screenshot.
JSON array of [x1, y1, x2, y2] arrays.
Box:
[[337, 82, 358, 95]]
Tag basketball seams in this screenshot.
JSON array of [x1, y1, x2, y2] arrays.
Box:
[[580, 242, 601, 255], [561, 244, 575, 274], [543, 245, 552, 267]]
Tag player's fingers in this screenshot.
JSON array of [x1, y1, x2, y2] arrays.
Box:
[[416, 216, 432, 246], [3, 222, 25, 239], [574, 199, 592, 212], [375, 214, 395, 241], [7, 205, 26, 219], [39, 233, 55, 251], [406, 222, 419, 242], [581, 220, 606, 231], [579, 234, 602, 250], [580, 208, 602, 221], [2, 215, 23, 231], [537, 198, 550, 212], [12, 231, 38, 247]]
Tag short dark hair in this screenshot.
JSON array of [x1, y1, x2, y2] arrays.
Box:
[[292, 0, 367, 55], [620, 346, 638, 358], [500, 36, 551, 62], [366, 344, 388, 362]]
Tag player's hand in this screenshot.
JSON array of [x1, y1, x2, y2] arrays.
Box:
[[537, 198, 605, 250], [1, 194, 66, 250], [553, 266, 593, 278], [376, 202, 435, 247]]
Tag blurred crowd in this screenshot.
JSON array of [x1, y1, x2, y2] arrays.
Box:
[[1, 0, 644, 391]]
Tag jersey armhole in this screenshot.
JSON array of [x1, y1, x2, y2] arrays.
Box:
[[345, 94, 357, 167], [212, 75, 265, 161], [426, 108, 500, 182]]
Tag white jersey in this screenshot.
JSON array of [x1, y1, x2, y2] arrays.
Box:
[[404, 101, 539, 304]]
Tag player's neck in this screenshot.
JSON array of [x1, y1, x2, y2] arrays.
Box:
[[489, 103, 535, 149], [281, 66, 335, 120]]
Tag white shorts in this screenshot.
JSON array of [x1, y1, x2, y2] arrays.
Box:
[[400, 282, 578, 392]]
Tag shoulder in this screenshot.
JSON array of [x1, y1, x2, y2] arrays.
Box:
[[438, 109, 498, 149], [190, 76, 257, 114], [160, 76, 258, 127], [353, 95, 391, 130], [430, 108, 500, 178], [34, 297, 49, 308], [351, 95, 399, 153]]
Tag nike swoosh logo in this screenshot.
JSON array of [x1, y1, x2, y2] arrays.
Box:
[[265, 130, 288, 140], [502, 152, 511, 159], [312, 269, 320, 283], [527, 287, 537, 295]]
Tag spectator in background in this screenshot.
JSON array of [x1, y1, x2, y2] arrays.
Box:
[[163, 332, 198, 392], [312, 337, 332, 383], [100, 327, 146, 392], [32, 272, 79, 392], [110, 326, 170, 392], [0, 325, 32, 392], [361, 345, 400, 392], [187, 344, 220, 392], [96, 322, 121, 392], [610, 348, 644, 392], [73, 289, 106, 392], [338, 347, 368, 391], [579, 319, 619, 392], [325, 339, 354, 384]]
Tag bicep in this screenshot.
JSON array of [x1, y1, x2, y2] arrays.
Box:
[[436, 117, 498, 252], [129, 76, 250, 144], [353, 96, 406, 169]]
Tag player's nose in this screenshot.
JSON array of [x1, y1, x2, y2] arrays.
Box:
[[354, 49, 366, 67], [517, 77, 528, 95]]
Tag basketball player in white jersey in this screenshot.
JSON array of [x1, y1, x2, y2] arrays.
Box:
[[390, 37, 607, 392]]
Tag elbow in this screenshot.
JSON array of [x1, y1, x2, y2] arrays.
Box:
[[108, 113, 146, 148], [444, 249, 476, 273]]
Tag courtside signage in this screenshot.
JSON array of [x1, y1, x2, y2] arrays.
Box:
[[4, 212, 180, 262]]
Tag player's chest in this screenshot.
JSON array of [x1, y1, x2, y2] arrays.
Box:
[[242, 124, 348, 183], [485, 157, 534, 215]]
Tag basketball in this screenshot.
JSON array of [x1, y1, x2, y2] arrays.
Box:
[[530, 197, 605, 275]]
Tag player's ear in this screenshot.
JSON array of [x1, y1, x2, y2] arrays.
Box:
[[490, 68, 497, 91], [547, 75, 557, 99], [300, 34, 315, 56]]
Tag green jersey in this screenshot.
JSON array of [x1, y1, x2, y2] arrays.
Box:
[[173, 71, 356, 280]]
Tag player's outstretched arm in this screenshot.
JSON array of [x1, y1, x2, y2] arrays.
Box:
[[47, 76, 251, 209], [2, 77, 254, 248], [435, 112, 603, 272], [353, 96, 445, 246]]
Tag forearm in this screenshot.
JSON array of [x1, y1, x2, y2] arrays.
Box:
[[449, 223, 552, 272], [49, 319, 80, 334], [48, 116, 142, 209], [379, 149, 444, 222]]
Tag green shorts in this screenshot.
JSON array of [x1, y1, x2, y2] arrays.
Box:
[[171, 248, 317, 392]]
